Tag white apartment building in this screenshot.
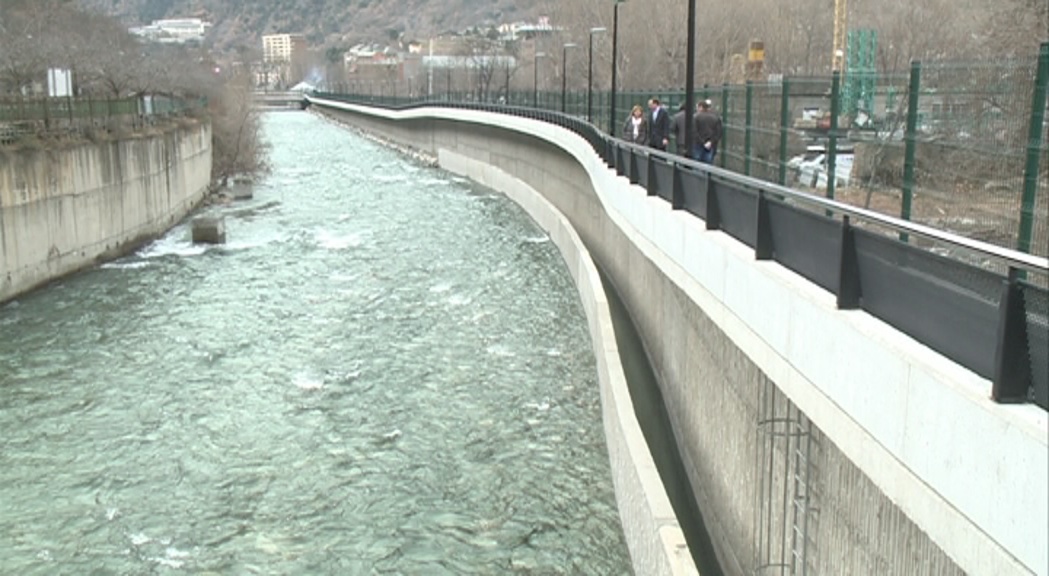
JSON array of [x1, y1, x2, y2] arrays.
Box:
[[129, 18, 211, 44], [263, 34, 307, 64]]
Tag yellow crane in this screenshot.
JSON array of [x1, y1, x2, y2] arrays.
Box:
[[832, 0, 848, 72]]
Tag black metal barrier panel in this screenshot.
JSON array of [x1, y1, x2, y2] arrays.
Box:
[[307, 93, 1049, 411]]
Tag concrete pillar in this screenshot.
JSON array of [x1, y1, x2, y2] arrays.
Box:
[[191, 216, 226, 244]]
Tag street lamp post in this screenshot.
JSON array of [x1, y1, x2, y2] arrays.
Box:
[[533, 52, 546, 108], [610, 0, 627, 136], [561, 43, 577, 113], [505, 58, 511, 104], [684, 0, 697, 161], [588, 27, 606, 123]]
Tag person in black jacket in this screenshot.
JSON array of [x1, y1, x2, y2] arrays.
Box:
[[647, 97, 670, 151], [671, 102, 688, 156], [693, 99, 723, 164]]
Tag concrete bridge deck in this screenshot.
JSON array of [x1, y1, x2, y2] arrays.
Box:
[[252, 91, 307, 110]]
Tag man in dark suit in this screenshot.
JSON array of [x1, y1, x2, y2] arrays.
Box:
[[647, 97, 670, 151]]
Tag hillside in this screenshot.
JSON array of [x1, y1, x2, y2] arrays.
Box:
[[76, 0, 545, 53]]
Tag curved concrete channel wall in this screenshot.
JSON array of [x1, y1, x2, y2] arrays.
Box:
[[441, 141, 699, 576], [309, 99, 1047, 576], [344, 115, 699, 574], [0, 123, 212, 303]]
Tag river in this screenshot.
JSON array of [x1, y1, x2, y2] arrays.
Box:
[[0, 112, 632, 574]]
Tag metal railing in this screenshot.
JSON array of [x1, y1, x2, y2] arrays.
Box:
[[307, 92, 1049, 411], [0, 95, 207, 144], [328, 44, 1049, 260]]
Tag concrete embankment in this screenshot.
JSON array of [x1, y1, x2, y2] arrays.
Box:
[[0, 122, 212, 303], [310, 100, 1047, 576]]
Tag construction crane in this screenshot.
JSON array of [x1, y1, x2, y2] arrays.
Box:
[[832, 0, 848, 72]]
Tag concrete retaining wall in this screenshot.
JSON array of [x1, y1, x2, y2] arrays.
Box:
[[310, 101, 1047, 576], [0, 123, 212, 302], [444, 146, 698, 576]]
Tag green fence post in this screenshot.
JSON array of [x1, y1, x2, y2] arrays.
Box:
[[606, 90, 612, 134], [901, 60, 922, 242], [744, 80, 754, 176], [778, 77, 791, 185], [604, 90, 611, 134], [1018, 42, 1049, 254], [827, 71, 841, 203], [720, 83, 729, 168]]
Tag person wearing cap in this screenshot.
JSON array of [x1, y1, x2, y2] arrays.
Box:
[[693, 99, 723, 164]]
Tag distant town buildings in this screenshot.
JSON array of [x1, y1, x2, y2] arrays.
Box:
[[250, 17, 550, 94], [259, 33, 309, 90], [263, 33, 308, 64], [129, 18, 211, 44], [341, 43, 404, 84], [497, 17, 559, 41]]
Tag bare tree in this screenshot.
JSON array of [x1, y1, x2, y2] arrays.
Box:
[[541, 0, 1043, 92], [0, 1, 56, 94], [209, 71, 270, 187], [460, 31, 505, 101], [0, 0, 270, 188]]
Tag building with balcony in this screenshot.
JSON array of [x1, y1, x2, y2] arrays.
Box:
[[263, 34, 308, 64]]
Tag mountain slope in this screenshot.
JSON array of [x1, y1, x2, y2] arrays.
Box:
[[77, 0, 545, 53]]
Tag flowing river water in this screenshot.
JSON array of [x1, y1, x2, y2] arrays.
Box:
[[0, 112, 632, 574]]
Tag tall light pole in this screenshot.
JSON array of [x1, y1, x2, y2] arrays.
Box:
[[427, 37, 434, 97], [684, 0, 696, 160], [610, 0, 628, 136], [504, 57, 511, 104], [588, 27, 606, 124], [561, 43, 577, 113], [533, 52, 546, 108]]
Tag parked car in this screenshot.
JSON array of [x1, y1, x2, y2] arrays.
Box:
[[789, 144, 854, 190]]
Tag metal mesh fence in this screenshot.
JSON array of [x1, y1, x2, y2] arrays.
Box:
[[836, 72, 912, 220], [330, 44, 1048, 258], [0, 95, 206, 144], [747, 81, 784, 183], [720, 84, 747, 173], [911, 59, 1042, 253]]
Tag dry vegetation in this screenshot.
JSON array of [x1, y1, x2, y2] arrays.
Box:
[[529, 0, 1047, 253], [0, 0, 268, 186], [536, 0, 1047, 90], [74, 0, 542, 53]]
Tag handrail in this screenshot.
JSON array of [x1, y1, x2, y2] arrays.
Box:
[[315, 94, 1047, 277], [621, 139, 1049, 275], [307, 92, 1048, 409]]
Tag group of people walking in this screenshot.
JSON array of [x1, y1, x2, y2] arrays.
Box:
[[622, 97, 722, 165]]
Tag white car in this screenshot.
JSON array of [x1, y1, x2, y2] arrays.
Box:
[[790, 145, 854, 190]]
